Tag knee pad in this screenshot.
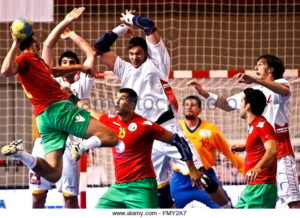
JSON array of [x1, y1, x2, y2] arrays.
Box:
[[157, 184, 174, 208]]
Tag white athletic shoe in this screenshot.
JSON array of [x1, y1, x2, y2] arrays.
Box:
[[1, 139, 23, 160], [70, 142, 88, 161]]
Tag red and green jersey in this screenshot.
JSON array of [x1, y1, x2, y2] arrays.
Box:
[[15, 52, 70, 116], [245, 116, 277, 185], [99, 113, 166, 183]]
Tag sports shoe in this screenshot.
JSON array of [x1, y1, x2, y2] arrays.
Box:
[[1, 139, 23, 160], [70, 141, 88, 161]]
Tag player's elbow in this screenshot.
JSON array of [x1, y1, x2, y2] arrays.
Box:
[[42, 40, 53, 49], [281, 88, 291, 97], [1, 69, 16, 77], [102, 131, 119, 147]]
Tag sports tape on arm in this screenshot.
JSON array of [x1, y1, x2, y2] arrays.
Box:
[[124, 14, 157, 36], [170, 134, 193, 161], [94, 24, 128, 55]]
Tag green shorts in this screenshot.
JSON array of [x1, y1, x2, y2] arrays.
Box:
[[36, 100, 90, 154], [235, 184, 277, 208], [96, 177, 158, 209]]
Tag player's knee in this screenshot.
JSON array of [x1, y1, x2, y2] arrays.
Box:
[[157, 184, 174, 208]]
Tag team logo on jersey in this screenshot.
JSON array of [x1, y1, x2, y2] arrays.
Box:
[[75, 114, 85, 122], [199, 130, 211, 138], [256, 121, 265, 128], [248, 126, 254, 134], [128, 123, 137, 131], [116, 140, 125, 153]]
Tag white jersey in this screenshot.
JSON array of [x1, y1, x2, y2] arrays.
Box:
[[55, 72, 95, 99], [228, 78, 291, 128], [114, 37, 202, 186], [114, 38, 175, 122]]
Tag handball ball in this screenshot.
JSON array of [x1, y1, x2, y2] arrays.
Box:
[[11, 18, 33, 40]]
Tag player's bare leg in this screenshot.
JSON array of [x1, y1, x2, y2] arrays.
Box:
[[288, 201, 300, 208], [1, 140, 64, 183], [63, 195, 79, 208], [32, 192, 48, 208]]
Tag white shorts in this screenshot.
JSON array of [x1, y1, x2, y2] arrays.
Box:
[[29, 137, 80, 196], [151, 118, 202, 187], [277, 155, 300, 204]]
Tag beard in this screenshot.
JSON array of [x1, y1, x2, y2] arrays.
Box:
[[184, 114, 196, 120]]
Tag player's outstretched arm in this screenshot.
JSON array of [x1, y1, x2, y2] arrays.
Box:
[[158, 131, 204, 189], [94, 24, 132, 70], [214, 131, 245, 174], [42, 7, 85, 66], [233, 73, 290, 97], [52, 64, 92, 77], [187, 79, 235, 112], [1, 34, 19, 77], [120, 9, 160, 45], [61, 28, 96, 70]]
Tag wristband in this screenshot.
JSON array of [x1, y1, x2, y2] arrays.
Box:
[[112, 24, 128, 37]]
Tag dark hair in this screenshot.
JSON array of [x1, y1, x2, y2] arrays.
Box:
[[128, 37, 148, 52], [58, 51, 80, 66], [118, 88, 138, 106], [183, 95, 202, 108], [243, 88, 266, 116], [19, 33, 34, 51], [256, 54, 285, 80]]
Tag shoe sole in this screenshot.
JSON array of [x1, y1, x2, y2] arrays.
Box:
[[1, 145, 17, 156]]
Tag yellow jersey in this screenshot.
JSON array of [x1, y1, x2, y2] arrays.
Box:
[[180, 119, 244, 174]]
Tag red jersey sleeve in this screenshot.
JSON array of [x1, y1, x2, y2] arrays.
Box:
[[257, 121, 277, 143], [99, 114, 109, 124], [148, 122, 167, 140]]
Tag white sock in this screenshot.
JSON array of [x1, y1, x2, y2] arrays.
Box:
[[221, 201, 232, 208], [81, 136, 102, 150], [18, 151, 37, 169]]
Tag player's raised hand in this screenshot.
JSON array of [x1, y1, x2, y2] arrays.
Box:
[[60, 28, 75, 40], [124, 24, 134, 36], [9, 28, 22, 44], [120, 9, 136, 23], [187, 79, 209, 98], [233, 73, 256, 84], [65, 7, 85, 22]]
